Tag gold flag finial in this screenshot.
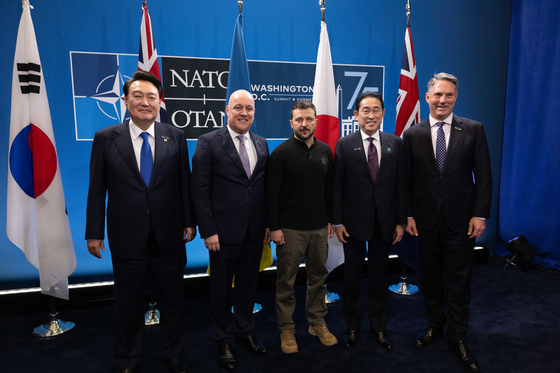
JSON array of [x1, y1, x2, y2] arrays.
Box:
[[320, 0, 326, 23], [238, 0, 243, 14], [406, 0, 411, 26]]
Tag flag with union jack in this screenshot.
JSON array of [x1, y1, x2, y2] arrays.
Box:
[[138, 2, 167, 123], [395, 26, 420, 137]]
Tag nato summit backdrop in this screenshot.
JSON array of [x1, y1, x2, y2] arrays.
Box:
[[0, 0, 511, 288]]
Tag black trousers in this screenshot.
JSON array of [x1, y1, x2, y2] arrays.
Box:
[[342, 215, 392, 333], [209, 231, 262, 344], [417, 211, 475, 342], [111, 231, 187, 368]]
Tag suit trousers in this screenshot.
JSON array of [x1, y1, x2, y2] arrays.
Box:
[[209, 231, 262, 344], [276, 227, 329, 331], [417, 210, 475, 342], [342, 215, 391, 333], [111, 231, 187, 369]]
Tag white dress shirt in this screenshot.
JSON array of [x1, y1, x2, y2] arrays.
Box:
[[429, 113, 453, 157], [129, 120, 155, 171], [227, 124, 257, 174], [360, 128, 381, 167]]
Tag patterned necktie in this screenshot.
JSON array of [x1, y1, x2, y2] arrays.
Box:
[[367, 137, 378, 182], [237, 135, 251, 178], [140, 132, 153, 186], [436, 121, 446, 173]]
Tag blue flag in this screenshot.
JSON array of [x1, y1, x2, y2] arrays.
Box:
[[225, 13, 257, 133]]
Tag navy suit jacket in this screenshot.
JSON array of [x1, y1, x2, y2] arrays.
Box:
[[191, 126, 269, 244], [402, 115, 492, 232], [332, 130, 406, 243], [85, 121, 195, 258]]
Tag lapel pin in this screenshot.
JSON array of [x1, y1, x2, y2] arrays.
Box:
[[162, 136, 169, 142], [354, 147, 362, 151], [454, 126, 462, 131], [387, 147, 391, 152]]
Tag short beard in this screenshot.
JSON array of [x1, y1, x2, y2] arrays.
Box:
[[294, 128, 315, 142]]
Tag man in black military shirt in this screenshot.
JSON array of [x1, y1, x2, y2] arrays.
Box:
[[265, 100, 337, 355]]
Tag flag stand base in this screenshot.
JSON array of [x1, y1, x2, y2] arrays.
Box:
[[33, 312, 75, 338], [388, 276, 419, 295], [145, 302, 160, 325], [325, 285, 340, 304]]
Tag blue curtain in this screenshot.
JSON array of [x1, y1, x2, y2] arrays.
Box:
[[499, 0, 560, 266]]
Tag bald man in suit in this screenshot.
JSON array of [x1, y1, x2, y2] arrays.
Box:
[[192, 90, 269, 372]]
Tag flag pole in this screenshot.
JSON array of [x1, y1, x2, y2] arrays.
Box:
[[389, 0, 419, 296], [316, 0, 340, 305], [238, 0, 243, 14]]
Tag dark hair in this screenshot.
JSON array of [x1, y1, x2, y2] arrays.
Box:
[[123, 70, 163, 98], [355, 91, 384, 111], [291, 100, 317, 119]]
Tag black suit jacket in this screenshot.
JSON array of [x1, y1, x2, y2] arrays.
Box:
[[191, 126, 269, 244], [403, 115, 492, 232], [332, 130, 406, 243], [85, 121, 195, 258]]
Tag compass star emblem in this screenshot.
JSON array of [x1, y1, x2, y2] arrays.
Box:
[[90, 68, 131, 122]]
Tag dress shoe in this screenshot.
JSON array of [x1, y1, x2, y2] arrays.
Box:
[[218, 342, 237, 372], [343, 330, 359, 349], [235, 334, 267, 356], [164, 357, 188, 373], [414, 327, 443, 348], [450, 340, 480, 372], [371, 329, 393, 351]]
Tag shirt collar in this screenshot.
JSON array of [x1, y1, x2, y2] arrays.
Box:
[[360, 128, 380, 142], [227, 124, 250, 140], [429, 113, 454, 127], [129, 120, 155, 140]]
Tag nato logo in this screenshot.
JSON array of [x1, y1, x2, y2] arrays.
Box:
[[71, 52, 138, 140]]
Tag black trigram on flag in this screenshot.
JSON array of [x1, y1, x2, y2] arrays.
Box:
[[17, 63, 41, 94]]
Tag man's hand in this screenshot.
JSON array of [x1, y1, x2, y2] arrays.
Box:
[[205, 234, 220, 252], [327, 223, 334, 239], [87, 239, 105, 259], [270, 229, 285, 246], [264, 228, 272, 245], [335, 225, 349, 243], [392, 225, 404, 245], [183, 227, 197, 243], [468, 217, 486, 239], [405, 217, 418, 236]]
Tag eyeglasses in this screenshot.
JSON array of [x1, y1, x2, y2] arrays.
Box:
[[360, 108, 383, 116]]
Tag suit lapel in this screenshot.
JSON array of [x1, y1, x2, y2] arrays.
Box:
[[249, 132, 266, 178], [377, 132, 392, 181], [351, 131, 375, 184], [151, 122, 169, 186], [112, 121, 146, 187], [443, 116, 463, 173], [217, 127, 248, 178], [418, 120, 439, 173]]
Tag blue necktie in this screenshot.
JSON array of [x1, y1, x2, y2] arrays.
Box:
[[237, 135, 252, 178], [435, 121, 446, 173], [367, 137, 378, 182], [140, 132, 153, 186]]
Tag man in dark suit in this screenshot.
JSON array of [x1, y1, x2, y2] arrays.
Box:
[[191, 90, 269, 372], [403, 73, 492, 372], [85, 71, 196, 373], [332, 92, 406, 351]]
